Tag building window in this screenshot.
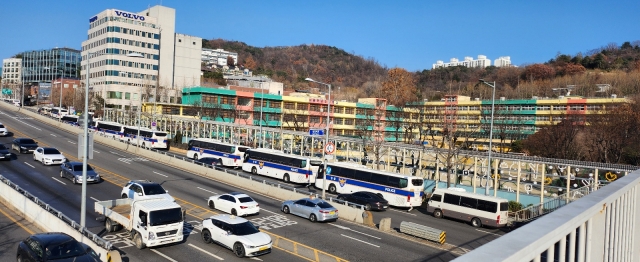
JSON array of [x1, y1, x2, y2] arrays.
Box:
[[284, 102, 295, 109], [310, 116, 321, 123], [125, 93, 130, 100], [178, 39, 182, 43]]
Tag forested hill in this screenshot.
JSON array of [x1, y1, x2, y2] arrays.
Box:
[[203, 39, 640, 100]]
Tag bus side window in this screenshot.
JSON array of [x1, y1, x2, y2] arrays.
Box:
[[317, 167, 324, 179], [243, 153, 250, 163], [430, 194, 442, 202]]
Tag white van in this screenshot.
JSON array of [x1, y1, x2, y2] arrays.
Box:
[[9, 99, 20, 107], [427, 188, 509, 228]]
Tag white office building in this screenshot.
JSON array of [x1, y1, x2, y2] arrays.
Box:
[[81, 5, 201, 109], [494, 56, 512, 67], [2, 58, 22, 84], [432, 55, 494, 69], [202, 48, 238, 67]]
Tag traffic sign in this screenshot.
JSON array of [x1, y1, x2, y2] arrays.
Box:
[[151, 121, 157, 130], [324, 142, 335, 155], [309, 129, 324, 136]]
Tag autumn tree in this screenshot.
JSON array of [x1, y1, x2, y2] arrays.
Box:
[[558, 63, 587, 76], [227, 55, 235, 67], [244, 56, 257, 70], [522, 115, 585, 160], [379, 67, 417, 142], [522, 64, 556, 82]]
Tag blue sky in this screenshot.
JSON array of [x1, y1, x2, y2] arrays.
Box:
[[1, 0, 638, 72]]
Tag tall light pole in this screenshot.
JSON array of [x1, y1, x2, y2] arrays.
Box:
[[137, 73, 144, 147], [44, 67, 64, 121], [258, 80, 264, 148], [305, 77, 331, 199], [81, 51, 143, 227], [479, 79, 496, 196]]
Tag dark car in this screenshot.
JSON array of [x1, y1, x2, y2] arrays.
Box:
[[60, 162, 101, 184], [195, 157, 222, 167], [16, 232, 100, 261], [12, 138, 38, 154], [0, 144, 12, 160], [337, 191, 389, 211]]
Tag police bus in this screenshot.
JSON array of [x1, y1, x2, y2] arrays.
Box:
[[242, 148, 322, 184], [61, 115, 79, 125], [315, 162, 424, 208], [92, 121, 125, 139], [120, 126, 169, 149], [186, 138, 250, 168]]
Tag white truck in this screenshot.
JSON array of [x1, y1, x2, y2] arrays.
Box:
[[95, 197, 184, 249]]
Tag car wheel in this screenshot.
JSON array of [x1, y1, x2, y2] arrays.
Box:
[[282, 205, 290, 214], [33, 155, 36, 161], [233, 242, 246, 258], [72, 177, 78, 184], [208, 200, 215, 210], [328, 184, 337, 194], [471, 217, 482, 228], [309, 214, 317, 222], [251, 167, 257, 175], [134, 232, 146, 249], [105, 218, 115, 233], [283, 174, 290, 183], [202, 229, 213, 244], [60, 171, 64, 178], [433, 209, 443, 218], [122, 194, 128, 199], [231, 209, 237, 216], [365, 204, 372, 211]]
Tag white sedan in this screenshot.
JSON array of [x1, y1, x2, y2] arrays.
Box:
[[208, 192, 259, 217], [33, 147, 67, 165], [201, 214, 272, 257]]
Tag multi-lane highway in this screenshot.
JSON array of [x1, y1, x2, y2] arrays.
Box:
[[0, 105, 507, 261]]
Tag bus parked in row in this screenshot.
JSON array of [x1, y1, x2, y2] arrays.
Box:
[[186, 138, 250, 168], [315, 162, 424, 208], [120, 126, 169, 150], [427, 188, 509, 228], [242, 148, 322, 184], [92, 121, 125, 139]]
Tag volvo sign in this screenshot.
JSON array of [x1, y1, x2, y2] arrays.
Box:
[[114, 10, 145, 21]]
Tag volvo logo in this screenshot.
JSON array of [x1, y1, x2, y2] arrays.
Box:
[[115, 11, 146, 21]]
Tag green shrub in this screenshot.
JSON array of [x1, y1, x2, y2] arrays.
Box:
[[508, 201, 524, 212]]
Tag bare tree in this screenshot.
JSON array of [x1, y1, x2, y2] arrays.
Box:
[[379, 68, 418, 142]]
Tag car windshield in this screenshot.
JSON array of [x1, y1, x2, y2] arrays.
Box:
[[45, 239, 86, 260], [149, 207, 182, 226], [230, 221, 260, 236], [43, 148, 61, 154], [412, 179, 424, 186], [0, 124, 4, 128], [143, 184, 167, 195], [72, 165, 94, 172], [21, 139, 36, 144], [238, 197, 254, 203], [316, 201, 334, 209]]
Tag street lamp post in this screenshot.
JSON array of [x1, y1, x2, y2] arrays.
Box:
[[258, 81, 264, 148], [479, 79, 496, 196], [81, 51, 143, 227], [137, 74, 144, 147], [305, 77, 331, 199]]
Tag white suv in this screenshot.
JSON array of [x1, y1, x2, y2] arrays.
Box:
[[0, 123, 8, 137], [120, 180, 175, 202], [201, 214, 272, 258]]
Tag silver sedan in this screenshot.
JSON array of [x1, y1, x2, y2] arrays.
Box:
[[281, 197, 338, 222]]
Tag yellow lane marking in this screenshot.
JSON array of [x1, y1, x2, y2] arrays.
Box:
[[9, 126, 349, 262], [0, 204, 35, 235]]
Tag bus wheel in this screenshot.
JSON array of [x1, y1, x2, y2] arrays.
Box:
[[251, 167, 257, 175], [471, 217, 482, 228], [328, 184, 337, 194], [193, 155, 199, 161], [283, 174, 290, 183], [433, 209, 443, 218]]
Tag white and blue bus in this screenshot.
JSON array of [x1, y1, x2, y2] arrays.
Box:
[[186, 138, 250, 168], [315, 162, 424, 208], [61, 115, 79, 126], [120, 126, 169, 149], [92, 121, 125, 139], [242, 148, 323, 184]]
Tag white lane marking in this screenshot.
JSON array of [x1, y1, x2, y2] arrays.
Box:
[[260, 209, 279, 215], [153, 171, 168, 177], [188, 243, 224, 260], [197, 187, 217, 195], [475, 229, 503, 237], [50, 134, 57, 137], [250, 257, 262, 261], [110, 151, 123, 156], [150, 249, 179, 262], [68, 140, 76, 145], [90, 197, 100, 202], [341, 234, 380, 248], [94, 150, 100, 153], [52, 177, 67, 185], [24, 162, 35, 168], [9, 116, 41, 131], [390, 208, 417, 216], [330, 224, 381, 239]]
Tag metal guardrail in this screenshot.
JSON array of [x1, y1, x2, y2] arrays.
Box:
[[508, 186, 592, 223], [0, 175, 113, 250], [399, 221, 446, 245]]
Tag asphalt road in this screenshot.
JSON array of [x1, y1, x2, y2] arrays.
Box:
[[0, 104, 508, 261], [0, 199, 44, 261]]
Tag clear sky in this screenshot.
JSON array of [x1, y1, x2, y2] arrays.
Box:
[[1, 0, 638, 72]]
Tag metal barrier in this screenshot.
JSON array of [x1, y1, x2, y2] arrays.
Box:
[[0, 175, 113, 250], [453, 168, 640, 262], [399, 221, 446, 245], [508, 186, 591, 224]]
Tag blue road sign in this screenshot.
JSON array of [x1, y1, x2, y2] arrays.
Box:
[[309, 129, 325, 136]]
